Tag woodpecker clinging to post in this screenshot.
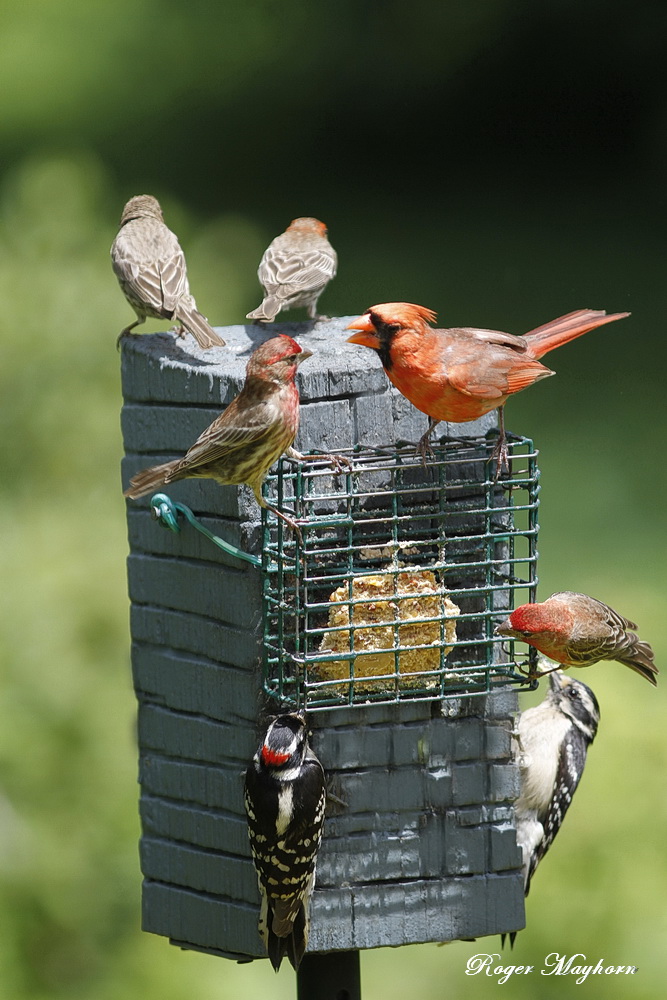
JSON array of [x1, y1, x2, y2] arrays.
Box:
[[244, 713, 326, 971], [507, 670, 600, 946]]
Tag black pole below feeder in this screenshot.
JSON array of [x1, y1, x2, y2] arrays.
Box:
[[297, 951, 361, 1000]]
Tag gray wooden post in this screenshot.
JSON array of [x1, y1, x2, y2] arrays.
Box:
[[297, 951, 361, 1000], [120, 318, 526, 966]]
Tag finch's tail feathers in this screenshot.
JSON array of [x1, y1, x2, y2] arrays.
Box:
[[618, 637, 658, 686], [175, 303, 226, 349], [246, 297, 281, 323], [124, 460, 181, 499]]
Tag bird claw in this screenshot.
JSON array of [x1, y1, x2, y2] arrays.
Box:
[[288, 448, 352, 475], [417, 432, 435, 465], [490, 436, 510, 481], [326, 453, 353, 474], [265, 503, 304, 545], [116, 327, 138, 350]]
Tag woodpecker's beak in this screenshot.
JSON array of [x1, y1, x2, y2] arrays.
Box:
[[494, 618, 515, 638], [548, 669, 568, 692], [346, 315, 380, 349], [296, 349, 313, 363]]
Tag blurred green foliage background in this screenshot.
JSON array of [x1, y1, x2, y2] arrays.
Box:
[[0, 2, 665, 998]]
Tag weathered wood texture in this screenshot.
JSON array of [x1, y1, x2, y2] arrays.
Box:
[[121, 320, 524, 961]]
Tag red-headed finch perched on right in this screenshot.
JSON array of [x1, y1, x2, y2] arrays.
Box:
[[124, 335, 311, 533], [495, 592, 658, 686], [247, 218, 337, 323], [346, 303, 629, 474]]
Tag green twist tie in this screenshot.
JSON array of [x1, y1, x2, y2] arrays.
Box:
[[150, 493, 261, 568]]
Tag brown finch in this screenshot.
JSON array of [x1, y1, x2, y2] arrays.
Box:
[[246, 218, 337, 323], [346, 303, 629, 471], [111, 194, 226, 349], [495, 591, 658, 686], [124, 335, 311, 532]]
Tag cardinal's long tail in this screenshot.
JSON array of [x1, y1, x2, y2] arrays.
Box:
[[524, 309, 630, 360], [175, 301, 226, 349], [124, 460, 182, 499]]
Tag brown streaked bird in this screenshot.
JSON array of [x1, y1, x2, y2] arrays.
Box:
[[111, 194, 225, 349], [246, 217, 337, 323], [124, 335, 311, 533], [346, 303, 629, 472], [495, 591, 658, 686]]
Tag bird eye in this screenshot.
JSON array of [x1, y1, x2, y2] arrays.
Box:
[[568, 687, 580, 699]]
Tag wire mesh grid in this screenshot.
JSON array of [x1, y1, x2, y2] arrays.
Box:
[[261, 433, 540, 711]]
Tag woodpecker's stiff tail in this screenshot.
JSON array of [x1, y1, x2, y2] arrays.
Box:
[[524, 309, 630, 360], [124, 460, 182, 499], [263, 882, 311, 971]]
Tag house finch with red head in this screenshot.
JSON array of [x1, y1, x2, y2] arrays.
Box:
[[346, 303, 629, 471], [246, 218, 337, 323], [495, 591, 658, 686], [111, 194, 226, 349], [124, 335, 311, 531]]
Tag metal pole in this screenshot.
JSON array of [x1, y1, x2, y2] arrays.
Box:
[[297, 951, 361, 1000]]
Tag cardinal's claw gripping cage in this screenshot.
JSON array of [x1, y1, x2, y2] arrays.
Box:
[[262, 433, 540, 711]]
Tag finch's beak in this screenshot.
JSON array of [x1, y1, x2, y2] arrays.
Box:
[[296, 349, 313, 364], [346, 315, 380, 349], [494, 618, 515, 638]]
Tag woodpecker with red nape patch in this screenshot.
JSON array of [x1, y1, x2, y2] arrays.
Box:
[[244, 714, 326, 971]]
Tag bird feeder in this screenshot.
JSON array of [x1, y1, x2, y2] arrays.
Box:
[[121, 318, 540, 967]]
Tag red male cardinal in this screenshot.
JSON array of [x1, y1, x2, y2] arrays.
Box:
[[247, 218, 337, 323], [495, 591, 658, 686], [346, 303, 629, 471], [124, 335, 311, 532]]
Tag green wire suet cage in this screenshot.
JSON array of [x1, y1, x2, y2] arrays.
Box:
[[262, 433, 540, 711]]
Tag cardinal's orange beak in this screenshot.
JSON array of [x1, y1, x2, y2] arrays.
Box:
[[346, 315, 380, 349]]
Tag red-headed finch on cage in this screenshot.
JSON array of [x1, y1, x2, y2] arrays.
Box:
[[111, 194, 226, 349], [495, 591, 657, 685], [346, 303, 629, 475], [246, 218, 337, 323], [244, 714, 326, 971], [123, 335, 311, 534]]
